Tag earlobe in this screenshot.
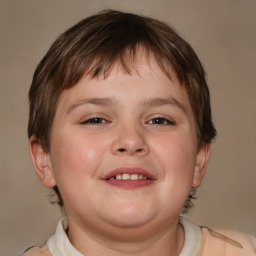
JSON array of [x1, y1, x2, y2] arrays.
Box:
[[192, 143, 211, 188], [29, 135, 56, 188]]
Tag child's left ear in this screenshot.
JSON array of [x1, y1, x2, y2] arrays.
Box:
[[192, 143, 211, 188]]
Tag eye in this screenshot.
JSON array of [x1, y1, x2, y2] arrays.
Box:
[[81, 117, 108, 125], [148, 117, 175, 125]]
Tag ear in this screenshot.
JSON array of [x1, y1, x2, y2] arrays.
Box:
[[192, 143, 211, 188], [29, 135, 56, 188]]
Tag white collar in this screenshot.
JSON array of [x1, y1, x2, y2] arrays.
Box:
[[179, 217, 202, 256], [47, 217, 83, 256], [47, 216, 202, 256]]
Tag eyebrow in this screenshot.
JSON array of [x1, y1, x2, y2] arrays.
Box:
[[66, 96, 187, 115], [143, 97, 187, 114], [67, 97, 118, 114]]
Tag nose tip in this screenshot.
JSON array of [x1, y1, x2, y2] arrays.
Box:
[[111, 127, 150, 156]]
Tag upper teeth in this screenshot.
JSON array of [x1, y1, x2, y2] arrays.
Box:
[[110, 174, 148, 180]]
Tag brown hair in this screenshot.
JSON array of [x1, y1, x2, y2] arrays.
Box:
[[28, 10, 216, 209]]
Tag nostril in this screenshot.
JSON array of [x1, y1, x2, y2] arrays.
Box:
[[118, 148, 144, 153]]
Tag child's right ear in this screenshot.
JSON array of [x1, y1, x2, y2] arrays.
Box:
[[29, 135, 56, 188]]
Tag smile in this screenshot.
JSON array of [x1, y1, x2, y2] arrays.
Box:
[[108, 173, 149, 180], [103, 167, 155, 189]]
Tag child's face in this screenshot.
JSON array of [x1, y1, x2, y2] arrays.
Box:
[[32, 55, 209, 235]]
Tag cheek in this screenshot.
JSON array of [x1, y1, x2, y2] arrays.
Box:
[[50, 131, 107, 182], [49, 131, 109, 210], [153, 132, 196, 181]]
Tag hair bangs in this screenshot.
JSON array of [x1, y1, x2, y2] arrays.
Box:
[[56, 14, 180, 90]]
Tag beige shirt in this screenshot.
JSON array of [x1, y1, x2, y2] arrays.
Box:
[[23, 217, 256, 256], [45, 217, 201, 256]]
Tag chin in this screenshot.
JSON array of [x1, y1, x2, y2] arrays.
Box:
[[103, 204, 155, 229]]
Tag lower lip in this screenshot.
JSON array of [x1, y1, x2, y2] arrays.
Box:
[[104, 179, 154, 189]]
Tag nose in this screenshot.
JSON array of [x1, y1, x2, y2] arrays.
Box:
[[111, 123, 150, 156]]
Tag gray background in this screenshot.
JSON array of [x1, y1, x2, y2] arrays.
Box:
[[0, 0, 255, 255]]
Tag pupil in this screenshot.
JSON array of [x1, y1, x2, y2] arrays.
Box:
[[91, 118, 100, 123], [155, 118, 162, 124]]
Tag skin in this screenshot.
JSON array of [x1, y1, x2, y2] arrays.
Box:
[[30, 54, 210, 256]]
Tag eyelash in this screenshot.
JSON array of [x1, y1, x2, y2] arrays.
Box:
[[147, 117, 175, 126], [80, 117, 107, 125], [80, 116, 175, 126]]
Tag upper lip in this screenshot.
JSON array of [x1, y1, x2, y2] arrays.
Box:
[[102, 166, 156, 180]]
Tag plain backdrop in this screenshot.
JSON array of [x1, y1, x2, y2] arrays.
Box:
[[0, 0, 255, 255]]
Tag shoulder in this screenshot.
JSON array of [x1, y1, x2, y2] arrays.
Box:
[[197, 226, 256, 256], [22, 245, 52, 256]]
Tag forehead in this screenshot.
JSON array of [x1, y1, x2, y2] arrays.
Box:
[[75, 50, 180, 94], [63, 54, 179, 95], [56, 55, 193, 118]]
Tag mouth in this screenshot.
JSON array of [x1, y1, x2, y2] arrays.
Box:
[[102, 167, 155, 189], [108, 173, 150, 180]]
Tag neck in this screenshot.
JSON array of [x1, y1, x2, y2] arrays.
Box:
[[67, 216, 184, 256]]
